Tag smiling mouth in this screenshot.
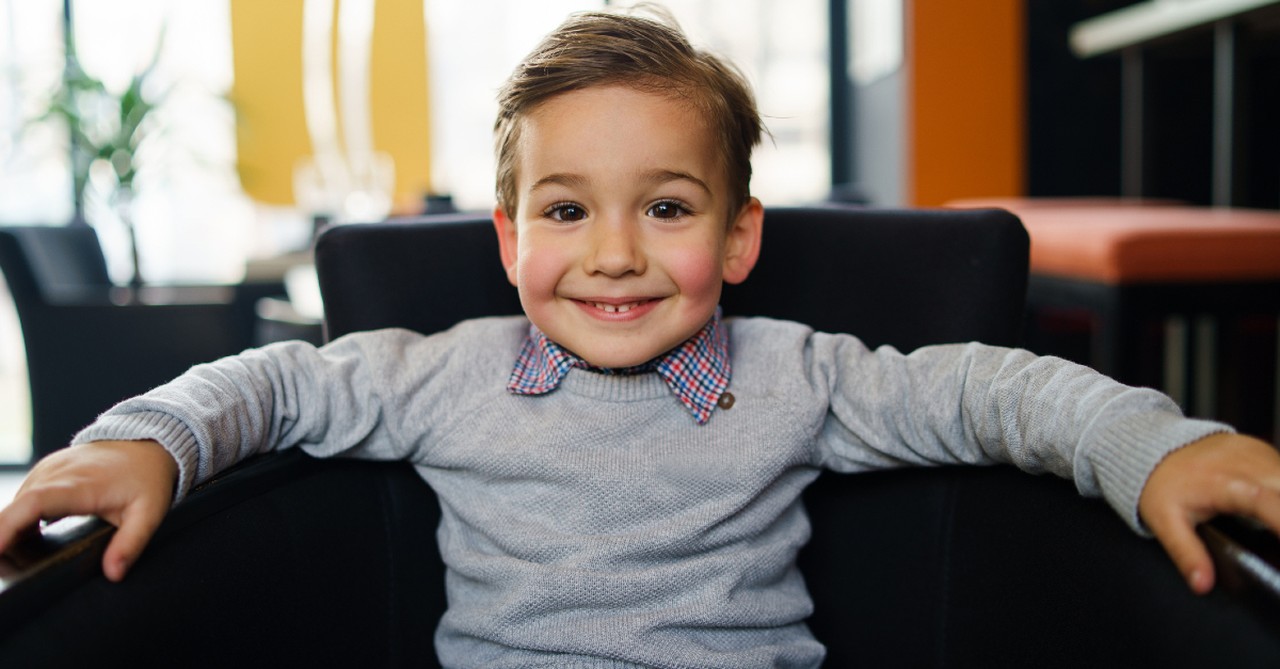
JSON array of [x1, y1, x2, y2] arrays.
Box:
[[575, 297, 660, 315], [588, 301, 643, 313]]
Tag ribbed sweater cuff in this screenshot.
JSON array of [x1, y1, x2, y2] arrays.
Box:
[[1089, 411, 1232, 535], [520, 659, 651, 669], [72, 412, 202, 503]]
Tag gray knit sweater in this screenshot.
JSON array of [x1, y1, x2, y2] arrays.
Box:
[[75, 316, 1227, 668]]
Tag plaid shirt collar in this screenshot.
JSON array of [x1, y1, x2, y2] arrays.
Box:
[[507, 309, 731, 425]]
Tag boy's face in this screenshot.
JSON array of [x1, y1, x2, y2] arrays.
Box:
[[494, 85, 762, 369]]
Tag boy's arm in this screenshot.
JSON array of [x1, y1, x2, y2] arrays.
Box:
[[74, 328, 440, 501], [814, 337, 1224, 502], [808, 331, 1278, 593], [0, 439, 176, 582], [0, 325, 458, 581], [1140, 432, 1280, 593]]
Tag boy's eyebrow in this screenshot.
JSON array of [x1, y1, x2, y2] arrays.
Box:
[[529, 173, 589, 194], [641, 169, 712, 195], [527, 170, 712, 196]]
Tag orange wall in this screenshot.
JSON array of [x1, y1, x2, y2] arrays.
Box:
[[906, 1, 1024, 206]]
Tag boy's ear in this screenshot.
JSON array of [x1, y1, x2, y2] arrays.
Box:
[[722, 197, 764, 285], [493, 206, 519, 287]]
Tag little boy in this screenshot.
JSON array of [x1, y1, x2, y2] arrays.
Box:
[[3, 8, 1280, 669]]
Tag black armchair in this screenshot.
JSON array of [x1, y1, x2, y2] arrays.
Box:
[[1, 208, 1277, 667], [0, 225, 262, 460]]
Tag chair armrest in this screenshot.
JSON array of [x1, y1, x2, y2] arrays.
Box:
[[0, 516, 112, 634], [802, 466, 1280, 666], [2, 461, 1276, 665], [1203, 515, 1280, 630], [0, 451, 444, 667], [0, 451, 316, 633]]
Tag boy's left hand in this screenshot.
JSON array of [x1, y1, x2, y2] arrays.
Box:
[[1140, 432, 1280, 594]]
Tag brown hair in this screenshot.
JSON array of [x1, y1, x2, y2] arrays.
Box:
[[493, 7, 764, 218]]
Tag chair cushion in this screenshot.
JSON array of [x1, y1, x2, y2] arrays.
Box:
[[952, 200, 1280, 284]]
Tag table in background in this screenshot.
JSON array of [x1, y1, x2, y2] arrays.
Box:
[[951, 198, 1280, 442]]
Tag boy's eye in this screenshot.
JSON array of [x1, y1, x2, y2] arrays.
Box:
[[647, 201, 688, 219], [546, 203, 587, 222]]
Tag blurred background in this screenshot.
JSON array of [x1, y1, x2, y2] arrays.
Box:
[[0, 0, 1277, 467]]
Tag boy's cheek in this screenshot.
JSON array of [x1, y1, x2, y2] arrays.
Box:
[[513, 250, 566, 297], [664, 248, 728, 299]]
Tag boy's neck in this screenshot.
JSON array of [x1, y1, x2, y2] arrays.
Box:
[[508, 309, 731, 425]]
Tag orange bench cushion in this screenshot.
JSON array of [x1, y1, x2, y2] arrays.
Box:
[[949, 200, 1280, 284]]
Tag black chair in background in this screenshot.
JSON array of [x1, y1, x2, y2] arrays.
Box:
[[0, 225, 261, 461], [1, 208, 1277, 667]]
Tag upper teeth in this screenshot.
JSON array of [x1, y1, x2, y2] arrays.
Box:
[[592, 302, 638, 313]]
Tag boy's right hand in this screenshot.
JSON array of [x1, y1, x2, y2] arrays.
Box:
[[0, 440, 177, 582]]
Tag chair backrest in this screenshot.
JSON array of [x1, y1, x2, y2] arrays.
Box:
[[316, 206, 1029, 349], [314, 205, 1030, 660], [0, 225, 112, 307], [317, 206, 1036, 661]]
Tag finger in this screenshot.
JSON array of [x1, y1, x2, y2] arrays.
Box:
[[101, 499, 167, 582], [0, 496, 44, 554], [1148, 510, 1215, 594], [0, 485, 93, 554], [1221, 478, 1280, 536]]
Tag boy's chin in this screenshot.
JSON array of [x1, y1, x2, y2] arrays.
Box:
[[546, 318, 713, 369], [570, 337, 678, 369], [576, 348, 657, 370]]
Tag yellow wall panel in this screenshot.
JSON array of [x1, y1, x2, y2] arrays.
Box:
[[372, 0, 432, 208], [231, 0, 432, 210], [230, 0, 310, 205]]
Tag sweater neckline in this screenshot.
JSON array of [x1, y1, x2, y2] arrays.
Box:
[[556, 368, 673, 403]]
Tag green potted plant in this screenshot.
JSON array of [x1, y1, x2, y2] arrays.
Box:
[[37, 33, 164, 288]]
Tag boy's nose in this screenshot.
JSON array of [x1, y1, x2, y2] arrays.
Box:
[[584, 216, 646, 277]]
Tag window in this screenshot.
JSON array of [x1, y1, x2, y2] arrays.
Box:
[[660, 0, 830, 205], [429, 0, 830, 209], [0, 0, 831, 464]]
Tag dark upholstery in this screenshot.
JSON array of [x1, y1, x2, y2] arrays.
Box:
[[1, 208, 1277, 667], [0, 225, 263, 460], [0, 451, 442, 666], [316, 207, 1029, 350]]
